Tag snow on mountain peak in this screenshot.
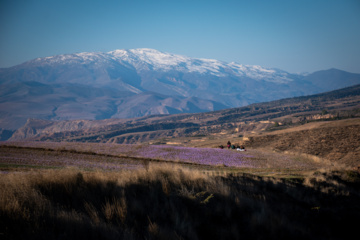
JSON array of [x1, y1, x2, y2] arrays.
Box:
[[228, 62, 292, 83], [108, 48, 292, 82], [110, 48, 189, 69], [108, 48, 230, 76], [29, 48, 292, 83], [32, 51, 108, 66], [131, 48, 190, 67]]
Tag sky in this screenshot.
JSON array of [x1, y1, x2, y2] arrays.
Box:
[[0, 0, 359, 74]]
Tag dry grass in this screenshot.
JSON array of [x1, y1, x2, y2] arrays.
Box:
[[1, 165, 359, 240]]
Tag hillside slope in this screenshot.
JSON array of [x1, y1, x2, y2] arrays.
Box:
[[9, 84, 360, 142], [5, 84, 360, 167], [244, 119, 360, 167]]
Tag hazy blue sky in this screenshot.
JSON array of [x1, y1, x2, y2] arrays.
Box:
[[1, 0, 359, 73]]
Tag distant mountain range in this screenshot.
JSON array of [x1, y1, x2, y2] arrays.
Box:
[[1, 48, 360, 130], [8, 84, 360, 142]]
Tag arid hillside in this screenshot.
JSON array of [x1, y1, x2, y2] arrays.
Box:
[[4, 84, 360, 168], [7, 84, 360, 143], [244, 119, 360, 168]]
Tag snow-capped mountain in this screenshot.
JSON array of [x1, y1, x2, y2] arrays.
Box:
[[23, 48, 293, 84], [1, 48, 360, 129], [109, 48, 293, 83]]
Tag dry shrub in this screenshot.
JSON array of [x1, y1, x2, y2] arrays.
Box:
[[1, 166, 359, 240], [102, 197, 127, 224]]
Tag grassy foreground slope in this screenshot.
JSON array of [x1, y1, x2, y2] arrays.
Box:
[[1, 166, 360, 240]]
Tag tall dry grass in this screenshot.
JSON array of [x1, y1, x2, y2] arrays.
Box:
[[1, 165, 359, 240]]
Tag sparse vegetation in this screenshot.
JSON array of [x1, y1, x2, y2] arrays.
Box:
[[245, 119, 360, 168], [1, 166, 359, 240], [1, 110, 359, 239]]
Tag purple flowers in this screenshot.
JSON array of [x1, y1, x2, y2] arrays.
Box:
[[1, 141, 321, 171], [0, 142, 255, 169], [135, 145, 254, 167]]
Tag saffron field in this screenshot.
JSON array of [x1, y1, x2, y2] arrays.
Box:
[[0, 141, 323, 173]]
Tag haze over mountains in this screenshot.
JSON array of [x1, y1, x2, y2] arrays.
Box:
[[1, 48, 360, 130], [8, 83, 360, 143]]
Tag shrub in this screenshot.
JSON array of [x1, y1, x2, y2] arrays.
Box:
[[1, 167, 359, 239]]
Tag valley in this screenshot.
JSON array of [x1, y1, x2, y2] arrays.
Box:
[[4, 83, 359, 170]]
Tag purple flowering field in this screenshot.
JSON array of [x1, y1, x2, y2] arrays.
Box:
[[0, 146, 141, 172], [1, 141, 319, 170], [133, 145, 255, 167]]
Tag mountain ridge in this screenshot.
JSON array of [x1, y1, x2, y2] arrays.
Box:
[[1, 48, 360, 130], [7, 83, 360, 142]]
